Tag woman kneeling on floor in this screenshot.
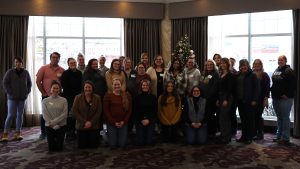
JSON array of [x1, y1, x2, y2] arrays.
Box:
[[183, 86, 208, 145], [42, 80, 68, 151]]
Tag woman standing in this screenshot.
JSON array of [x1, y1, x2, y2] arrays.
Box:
[[271, 55, 296, 145], [83, 59, 107, 99], [158, 81, 182, 143], [146, 54, 165, 97], [199, 59, 220, 138], [252, 59, 270, 140], [213, 53, 222, 69], [83, 59, 107, 132], [163, 57, 185, 99], [134, 80, 157, 146], [135, 63, 151, 93], [183, 57, 201, 96], [42, 80, 68, 151], [235, 59, 260, 144], [104, 78, 132, 147], [140, 52, 150, 71], [72, 81, 102, 149], [123, 57, 138, 98], [105, 59, 126, 94], [61, 58, 82, 139], [183, 86, 207, 145], [216, 58, 234, 144], [1, 57, 32, 141]]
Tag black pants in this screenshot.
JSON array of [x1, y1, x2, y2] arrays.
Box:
[[66, 100, 76, 134], [160, 124, 178, 143], [238, 101, 256, 141], [230, 100, 238, 135], [77, 130, 100, 149], [254, 98, 264, 137], [206, 99, 218, 136], [46, 126, 66, 151]]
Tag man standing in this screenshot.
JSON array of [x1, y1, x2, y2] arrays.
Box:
[[98, 55, 109, 77], [77, 53, 86, 74], [36, 52, 65, 140], [271, 55, 296, 145]]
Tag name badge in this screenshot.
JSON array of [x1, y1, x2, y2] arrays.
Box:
[[160, 74, 164, 77], [207, 75, 212, 79], [131, 74, 136, 78], [189, 75, 194, 78]]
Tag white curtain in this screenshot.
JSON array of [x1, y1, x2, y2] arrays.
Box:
[[26, 16, 42, 123]]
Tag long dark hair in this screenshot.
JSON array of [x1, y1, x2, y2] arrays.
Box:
[[84, 58, 98, 74], [220, 58, 230, 72], [108, 58, 121, 74], [160, 81, 180, 107], [168, 57, 183, 73]]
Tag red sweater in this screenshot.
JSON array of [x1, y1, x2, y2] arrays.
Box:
[[103, 92, 132, 125]]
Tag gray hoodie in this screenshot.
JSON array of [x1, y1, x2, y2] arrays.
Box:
[[3, 68, 32, 100]]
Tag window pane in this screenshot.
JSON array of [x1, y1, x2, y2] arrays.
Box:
[[251, 10, 292, 34], [251, 36, 292, 77], [85, 39, 121, 67], [32, 16, 44, 37], [46, 39, 83, 69], [35, 38, 44, 69], [85, 18, 122, 37], [45, 17, 83, 37], [222, 14, 248, 35], [223, 37, 248, 62]]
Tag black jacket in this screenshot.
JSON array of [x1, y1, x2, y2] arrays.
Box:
[[236, 70, 260, 104], [61, 68, 82, 104]]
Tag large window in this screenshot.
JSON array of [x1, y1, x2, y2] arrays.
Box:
[[31, 16, 124, 69], [208, 10, 293, 120], [26, 16, 124, 115]]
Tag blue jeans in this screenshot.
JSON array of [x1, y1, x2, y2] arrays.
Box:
[[273, 98, 293, 141], [135, 121, 155, 146], [185, 124, 207, 145], [4, 99, 25, 132], [107, 123, 128, 147]]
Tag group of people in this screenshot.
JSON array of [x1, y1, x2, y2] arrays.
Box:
[[1, 51, 296, 152]]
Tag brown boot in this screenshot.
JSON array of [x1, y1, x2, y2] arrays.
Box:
[[1, 132, 8, 142], [14, 131, 23, 141]]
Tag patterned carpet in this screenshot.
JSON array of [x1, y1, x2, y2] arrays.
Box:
[[1, 127, 300, 169]]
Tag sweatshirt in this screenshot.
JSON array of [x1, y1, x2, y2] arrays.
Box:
[[42, 96, 68, 127], [3, 68, 32, 100], [271, 65, 296, 99]]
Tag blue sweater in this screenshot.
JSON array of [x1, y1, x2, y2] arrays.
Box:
[[3, 68, 32, 100]]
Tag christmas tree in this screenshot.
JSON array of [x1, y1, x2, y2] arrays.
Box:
[[173, 34, 194, 64]]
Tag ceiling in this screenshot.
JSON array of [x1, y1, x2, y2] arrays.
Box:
[[79, 0, 194, 3]]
